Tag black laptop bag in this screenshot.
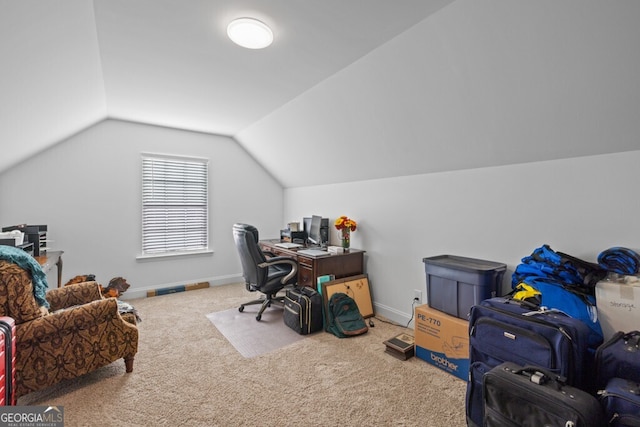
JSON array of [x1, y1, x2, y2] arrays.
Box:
[[283, 286, 323, 335]]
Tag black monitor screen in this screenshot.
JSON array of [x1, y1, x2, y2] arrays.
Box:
[[308, 215, 322, 246]]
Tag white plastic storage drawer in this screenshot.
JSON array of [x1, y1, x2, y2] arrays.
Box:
[[595, 275, 640, 341]]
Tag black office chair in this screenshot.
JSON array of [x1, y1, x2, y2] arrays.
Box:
[[232, 223, 298, 321]]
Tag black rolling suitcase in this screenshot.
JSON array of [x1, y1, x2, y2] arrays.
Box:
[[483, 362, 605, 427], [595, 331, 640, 391], [466, 297, 603, 427], [598, 377, 640, 426], [283, 286, 323, 335]]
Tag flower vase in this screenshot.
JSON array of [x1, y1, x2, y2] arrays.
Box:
[[341, 229, 351, 250]]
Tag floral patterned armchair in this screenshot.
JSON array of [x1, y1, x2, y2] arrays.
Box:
[[0, 260, 139, 398]]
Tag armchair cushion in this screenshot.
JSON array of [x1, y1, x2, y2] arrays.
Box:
[[46, 281, 103, 312], [0, 260, 44, 324]]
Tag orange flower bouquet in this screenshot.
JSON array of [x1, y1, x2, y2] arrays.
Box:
[[334, 216, 357, 249]]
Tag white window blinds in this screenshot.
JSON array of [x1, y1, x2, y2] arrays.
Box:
[[142, 155, 209, 255]]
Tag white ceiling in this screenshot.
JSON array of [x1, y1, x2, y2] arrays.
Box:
[[2, 0, 640, 188], [0, 0, 453, 175]]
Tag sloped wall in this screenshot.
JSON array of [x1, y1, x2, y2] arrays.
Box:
[[238, 0, 640, 188], [0, 119, 283, 297]]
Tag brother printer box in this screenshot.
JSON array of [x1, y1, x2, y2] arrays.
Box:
[[414, 304, 469, 381]]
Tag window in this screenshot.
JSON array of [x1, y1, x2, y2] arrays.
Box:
[[141, 154, 209, 256]]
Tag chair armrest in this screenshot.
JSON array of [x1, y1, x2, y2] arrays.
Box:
[[260, 256, 296, 264], [18, 298, 138, 346], [262, 250, 277, 258], [258, 257, 298, 283], [46, 281, 103, 312]]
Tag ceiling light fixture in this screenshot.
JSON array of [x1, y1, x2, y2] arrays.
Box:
[[227, 18, 273, 49]]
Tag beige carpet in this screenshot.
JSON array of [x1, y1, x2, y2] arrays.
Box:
[[206, 305, 304, 358], [17, 283, 467, 426]]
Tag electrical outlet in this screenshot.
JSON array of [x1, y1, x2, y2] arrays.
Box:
[[413, 289, 422, 304]]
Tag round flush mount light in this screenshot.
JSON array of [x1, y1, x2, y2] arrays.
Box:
[[227, 18, 273, 49]]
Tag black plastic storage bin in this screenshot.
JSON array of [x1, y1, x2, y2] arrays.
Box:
[[422, 255, 506, 319]]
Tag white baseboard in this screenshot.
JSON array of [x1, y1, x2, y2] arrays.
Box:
[[121, 273, 243, 300], [123, 277, 417, 332], [372, 301, 414, 329]]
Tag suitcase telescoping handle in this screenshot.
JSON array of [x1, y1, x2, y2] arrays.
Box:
[[300, 286, 319, 297], [511, 365, 568, 388]]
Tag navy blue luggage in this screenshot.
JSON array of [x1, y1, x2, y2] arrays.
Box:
[[466, 296, 603, 427], [595, 331, 640, 392], [598, 377, 640, 426]]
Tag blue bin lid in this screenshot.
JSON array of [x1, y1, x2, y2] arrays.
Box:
[[423, 254, 506, 272]]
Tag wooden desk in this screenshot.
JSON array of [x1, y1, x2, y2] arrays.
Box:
[[36, 250, 64, 288], [259, 240, 365, 288]]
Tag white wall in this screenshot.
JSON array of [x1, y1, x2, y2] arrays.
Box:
[[261, 0, 640, 325], [2, 1, 639, 320], [0, 0, 107, 173], [285, 150, 640, 325], [237, 0, 640, 188], [0, 119, 284, 298]]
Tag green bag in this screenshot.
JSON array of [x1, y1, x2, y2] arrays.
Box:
[[326, 292, 368, 338]]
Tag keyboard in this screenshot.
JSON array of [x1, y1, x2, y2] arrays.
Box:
[[297, 249, 330, 257], [274, 242, 303, 249]]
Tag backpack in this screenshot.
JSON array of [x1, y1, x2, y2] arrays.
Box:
[[326, 292, 369, 338], [511, 245, 605, 343], [513, 278, 603, 345], [512, 244, 606, 292]]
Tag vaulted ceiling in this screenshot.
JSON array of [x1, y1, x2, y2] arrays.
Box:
[[2, 1, 640, 188], [0, 0, 452, 176]]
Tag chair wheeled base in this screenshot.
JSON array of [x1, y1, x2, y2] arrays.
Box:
[[238, 292, 284, 321]]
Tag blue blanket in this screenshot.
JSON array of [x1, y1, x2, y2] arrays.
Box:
[[0, 245, 49, 308]]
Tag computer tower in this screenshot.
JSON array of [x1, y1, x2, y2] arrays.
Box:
[[303, 217, 329, 245]]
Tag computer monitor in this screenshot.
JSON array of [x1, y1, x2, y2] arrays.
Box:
[[307, 215, 322, 246]]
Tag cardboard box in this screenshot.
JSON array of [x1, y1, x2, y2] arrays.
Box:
[[596, 276, 640, 341], [414, 304, 469, 381]]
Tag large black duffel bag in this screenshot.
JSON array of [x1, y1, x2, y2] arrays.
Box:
[[483, 362, 605, 427]]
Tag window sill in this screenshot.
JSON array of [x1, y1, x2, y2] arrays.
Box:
[[136, 249, 214, 261]]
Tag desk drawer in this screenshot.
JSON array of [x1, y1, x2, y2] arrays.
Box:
[[299, 269, 314, 287], [297, 256, 315, 287], [259, 243, 294, 258], [297, 256, 313, 268], [272, 248, 290, 257], [317, 254, 363, 279]]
